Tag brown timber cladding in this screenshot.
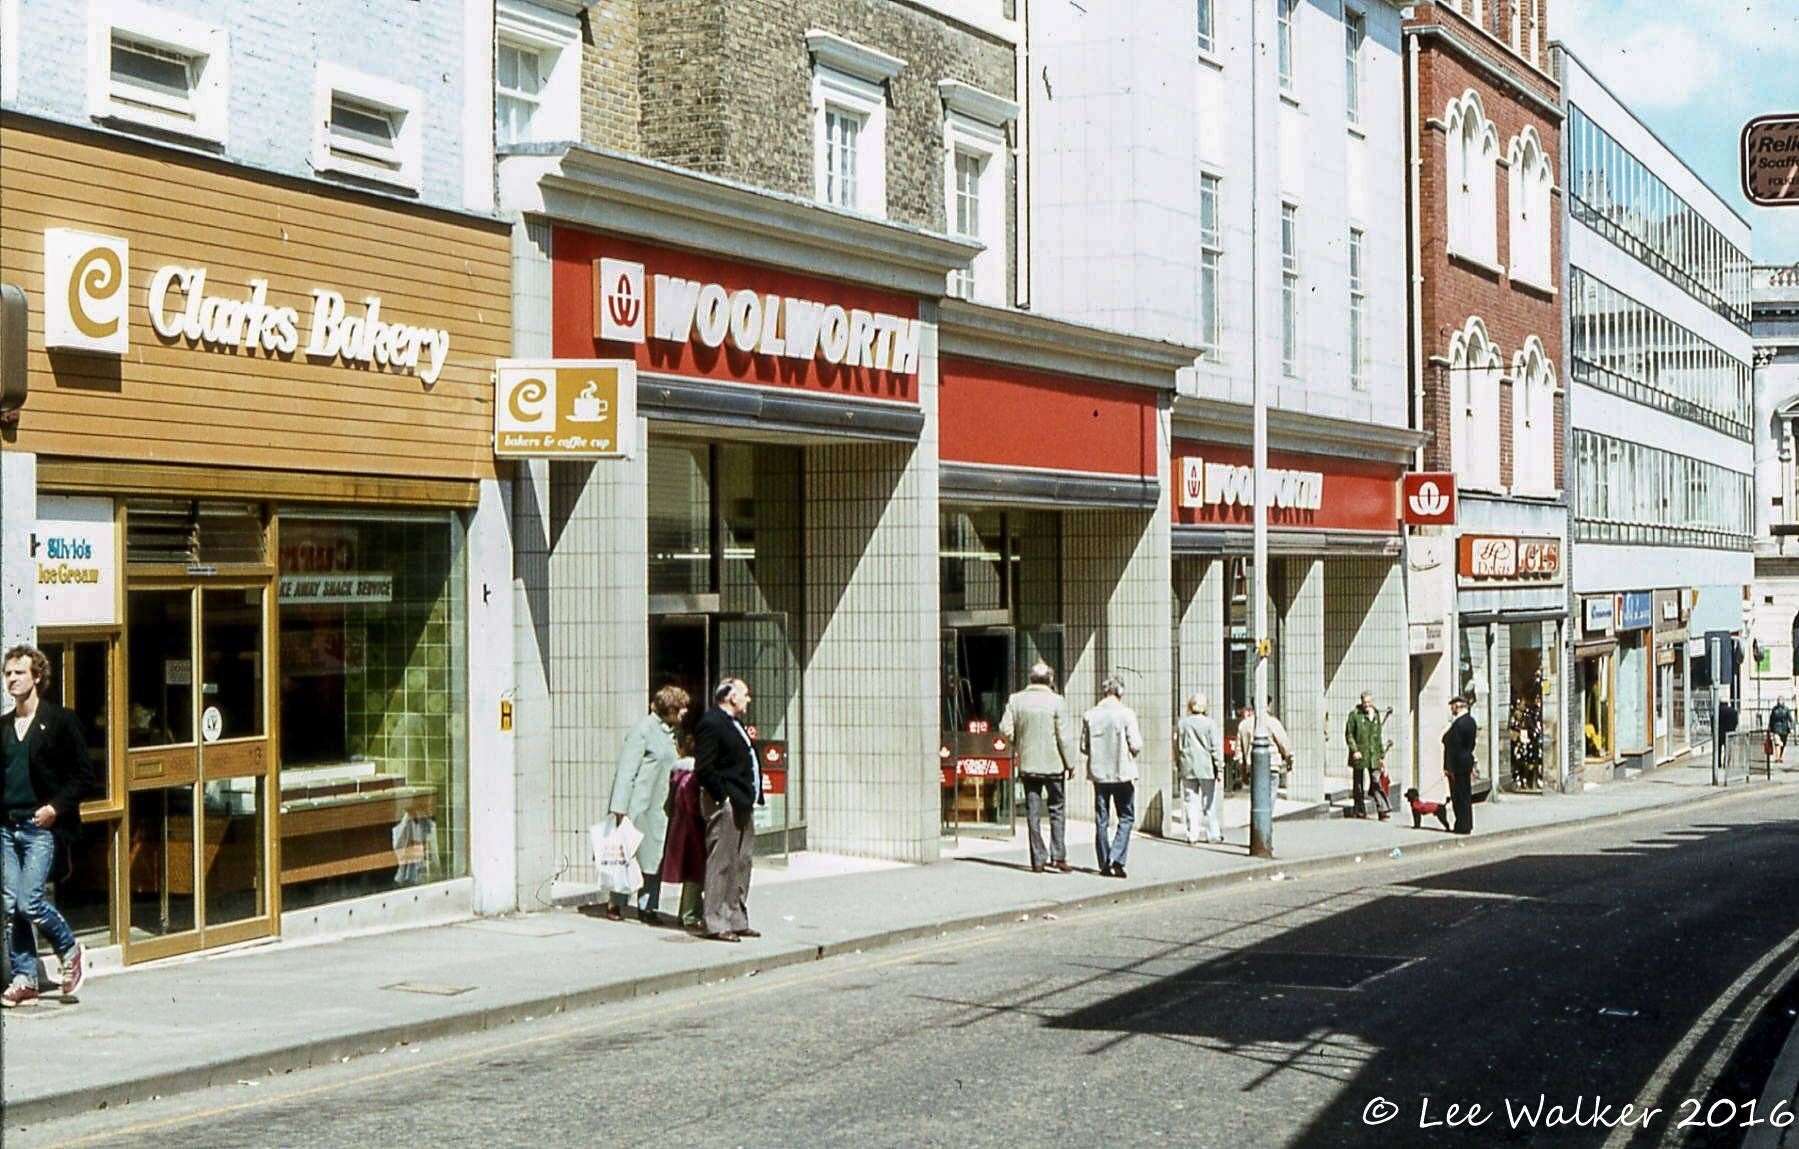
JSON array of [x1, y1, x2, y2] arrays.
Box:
[[0, 118, 510, 483]]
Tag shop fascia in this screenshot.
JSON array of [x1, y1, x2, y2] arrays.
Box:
[[597, 256, 923, 375], [1178, 455, 1325, 511], [147, 266, 451, 386]]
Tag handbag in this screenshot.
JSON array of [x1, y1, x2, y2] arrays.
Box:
[[1377, 768, 1392, 798]]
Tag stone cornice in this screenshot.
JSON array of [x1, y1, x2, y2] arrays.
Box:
[[938, 79, 1018, 126], [1171, 397, 1425, 465], [936, 300, 1197, 390], [805, 30, 907, 83], [502, 146, 979, 297]]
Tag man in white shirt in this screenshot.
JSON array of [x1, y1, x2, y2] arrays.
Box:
[[1082, 675, 1143, 879], [1236, 703, 1294, 790]]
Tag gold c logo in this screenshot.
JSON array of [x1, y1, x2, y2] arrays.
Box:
[[68, 245, 123, 339], [507, 375, 549, 423]]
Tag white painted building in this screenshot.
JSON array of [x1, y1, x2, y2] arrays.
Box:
[[1749, 267, 1799, 704], [1029, 0, 1420, 806], [1555, 47, 1754, 773]]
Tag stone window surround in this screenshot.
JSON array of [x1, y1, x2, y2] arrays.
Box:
[[1507, 124, 1555, 293], [496, 0, 584, 145], [807, 29, 906, 219], [85, 0, 231, 147], [310, 62, 424, 194], [1442, 88, 1502, 273], [1446, 315, 1503, 494], [939, 80, 1017, 307]]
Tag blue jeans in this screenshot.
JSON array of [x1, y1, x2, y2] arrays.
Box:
[[1094, 782, 1136, 871], [2, 820, 77, 986]]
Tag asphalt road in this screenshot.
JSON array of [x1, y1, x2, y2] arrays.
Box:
[[21, 786, 1799, 1149]]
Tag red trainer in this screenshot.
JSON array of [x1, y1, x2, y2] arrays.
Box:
[[60, 943, 85, 998], [1, 977, 39, 1008]]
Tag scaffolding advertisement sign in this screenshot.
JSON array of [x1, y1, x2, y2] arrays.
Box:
[[1743, 114, 1799, 207]]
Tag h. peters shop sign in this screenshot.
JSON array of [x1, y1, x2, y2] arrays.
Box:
[[553, 230, 922, 402]]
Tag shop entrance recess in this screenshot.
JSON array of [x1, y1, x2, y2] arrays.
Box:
[[121, 502, 277, 962], [649, 611, 796, 854], [939, 623, 1064, 839]]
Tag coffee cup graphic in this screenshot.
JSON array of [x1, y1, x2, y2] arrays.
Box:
[[567, 380, 610, 423]]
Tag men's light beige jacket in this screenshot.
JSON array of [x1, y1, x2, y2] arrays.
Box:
[[999, 684, 1076, 778], [1082, 698, 1144, 784]]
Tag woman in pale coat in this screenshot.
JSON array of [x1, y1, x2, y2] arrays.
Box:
[[606, 685, 689, 923], [1177, 693, 1225, 844]]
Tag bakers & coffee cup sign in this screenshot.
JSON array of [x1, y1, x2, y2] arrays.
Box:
[[493, 358, 638, 459], [43, 228, 452, 386]]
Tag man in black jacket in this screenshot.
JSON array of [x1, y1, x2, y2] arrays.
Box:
[[1442, 694, 1478, 837], [693, 677, 759, 942], [2, 645, 92, 1006]]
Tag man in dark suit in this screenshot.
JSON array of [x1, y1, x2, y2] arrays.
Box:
[[2, 645, 93, 1007], [1442, 694, 1478, 836], [693, 677, 759, 942]]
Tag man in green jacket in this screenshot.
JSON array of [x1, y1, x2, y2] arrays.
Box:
[[1345, 692, 1389, 820]]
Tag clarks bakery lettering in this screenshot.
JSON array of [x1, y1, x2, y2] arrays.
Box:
[[597, 256, 922, 375], [147, 264, 451, 385]]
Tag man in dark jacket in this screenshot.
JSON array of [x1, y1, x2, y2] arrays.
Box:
[[1770, 698, 1792, 764], [1442, 695, 1478, 836], [2, 645, 92, 1006], [693, 677, 759, 943]]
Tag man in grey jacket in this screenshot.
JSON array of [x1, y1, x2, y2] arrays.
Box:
[[1082, 676, 1143, 878], [1177, 692, 1225, 845], [999, 662, 1076, 874]]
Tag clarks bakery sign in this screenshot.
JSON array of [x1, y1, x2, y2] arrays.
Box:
[[43, 228, 451, 386]]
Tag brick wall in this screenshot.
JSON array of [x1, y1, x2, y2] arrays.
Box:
[[1411, 4, 1564, 492], [581, 0, 641, 153], [585, 0, 1014, 255]]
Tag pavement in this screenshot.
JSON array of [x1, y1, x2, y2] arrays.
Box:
[[0, 755, 1775, 1132]]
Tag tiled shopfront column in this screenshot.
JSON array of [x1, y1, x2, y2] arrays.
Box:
[[1280, 558, 1327, 801]]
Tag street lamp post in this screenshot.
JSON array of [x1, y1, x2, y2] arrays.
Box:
[[1249, 1, 1273, 858]]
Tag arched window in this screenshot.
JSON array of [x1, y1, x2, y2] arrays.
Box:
[[1449, 317, 1503, 490], [1511, 337, 1557, 495], [1508, 127, 1553, 288], [1445, 90, 1499, 266]]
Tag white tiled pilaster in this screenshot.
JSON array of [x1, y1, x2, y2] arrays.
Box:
[[1322, 557, 1409, 795], [1061, 499, 1174, 832], [800, 310, 940, 863], [1174, 556, 1225, 717], [1279, 558, 1326, 800]]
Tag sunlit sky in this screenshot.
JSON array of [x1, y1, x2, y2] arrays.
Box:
[[1558, 0, 1799, 265]]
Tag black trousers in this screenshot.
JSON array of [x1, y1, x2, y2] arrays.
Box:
[[1448, 770, 1474, 835]]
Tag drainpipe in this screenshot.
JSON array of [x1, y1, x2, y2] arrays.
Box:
[[1407, 29, 1425, 471], [1015, 0, 1031, 310]]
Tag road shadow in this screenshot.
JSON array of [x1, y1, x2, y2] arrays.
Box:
[[967, 818, 1799, 1146]]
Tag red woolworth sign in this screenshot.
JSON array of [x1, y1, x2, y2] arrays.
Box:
[[553, 229, 921, 403], [1170, 441, 1401, 533], [1401, 472, 1458, 526]]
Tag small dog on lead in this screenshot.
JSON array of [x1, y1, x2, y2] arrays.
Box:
[[1403, 788, 1451, 831]]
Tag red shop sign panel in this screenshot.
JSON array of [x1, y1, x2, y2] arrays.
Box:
[[1170, 441, 1400, 533], [552, 229, 922, 404], [940, 356, 1160, 479], [758, 741, 789, 796], [1457, 536, 1563, 586], [1401, 472, 1458, 526]]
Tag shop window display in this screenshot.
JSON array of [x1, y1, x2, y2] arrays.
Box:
[[1583, 655, 1613, 760], [277, 514, 467, 910]]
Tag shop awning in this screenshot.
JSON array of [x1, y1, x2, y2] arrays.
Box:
[[940, 463, 1159, 510], [1172, 526, 1401, 556], [639, 374, 925, 442]]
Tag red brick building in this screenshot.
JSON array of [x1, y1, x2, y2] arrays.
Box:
[[1404, 1, 1571, 795]]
